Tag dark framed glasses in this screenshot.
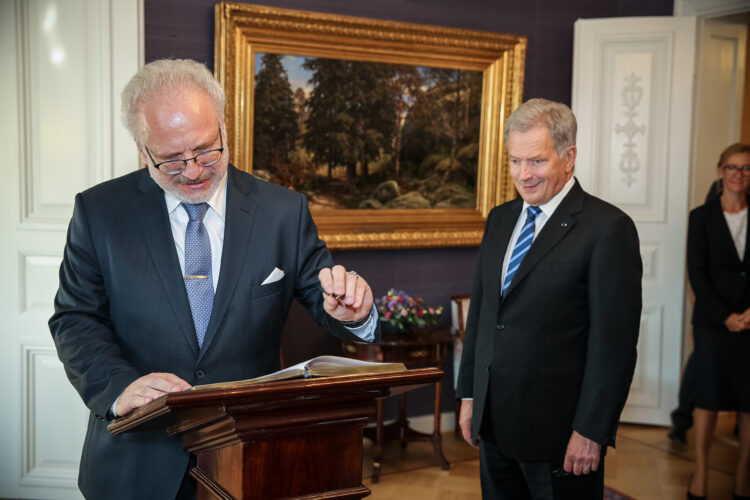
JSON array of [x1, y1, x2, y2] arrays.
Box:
[[145, 127, 224, 175], [722, 164, 750, 173]]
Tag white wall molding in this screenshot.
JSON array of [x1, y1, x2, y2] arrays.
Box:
[[18, 252, 62, 315], [16, 0, 140, 228], [624, 307, 664, 409], [21, 344, 87, 488]]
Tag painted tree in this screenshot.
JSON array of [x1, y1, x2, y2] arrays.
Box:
[[391, 65, 425, 178], [302, 58, 349, 180], [422, 68, 481, 160], [253, 54, 299, 172], [303, 58, 397, 185]]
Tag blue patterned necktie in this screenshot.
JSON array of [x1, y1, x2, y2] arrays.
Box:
[[182, 203, 214, 347], [502, 206, 542, 296]]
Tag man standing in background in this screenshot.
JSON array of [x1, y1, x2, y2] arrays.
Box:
[[457, 98, 642, 499]]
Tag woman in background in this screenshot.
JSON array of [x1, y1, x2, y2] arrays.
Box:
[[687, 143, 750, 500]]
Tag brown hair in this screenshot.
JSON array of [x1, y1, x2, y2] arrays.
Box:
[[717, 142, 750, 168]]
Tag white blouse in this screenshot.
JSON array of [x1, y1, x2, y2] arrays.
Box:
[[723, 206, 748, 261]]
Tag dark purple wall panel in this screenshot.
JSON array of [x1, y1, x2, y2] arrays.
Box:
[[145, 0, 672, 104]]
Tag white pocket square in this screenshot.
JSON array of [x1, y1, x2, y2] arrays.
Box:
[[261, 267, 285, 285]]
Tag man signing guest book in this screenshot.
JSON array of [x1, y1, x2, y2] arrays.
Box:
[[457, 98, 642, 500], [49, 59, 379, 500]]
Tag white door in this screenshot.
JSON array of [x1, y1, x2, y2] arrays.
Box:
[[690, 18, 747, 209], [0, 1, 140, 498], [572, 17, 697, 425]]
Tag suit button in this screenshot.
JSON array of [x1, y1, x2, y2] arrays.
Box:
[[496, 324, 505, 331], [194, 369, 205, 380]]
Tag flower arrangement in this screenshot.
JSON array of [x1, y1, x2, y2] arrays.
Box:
[[375, 288, 444, 332]]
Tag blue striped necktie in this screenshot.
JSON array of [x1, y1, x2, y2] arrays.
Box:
[[502, 206, 542, 296], [182, 202, 214, 347]]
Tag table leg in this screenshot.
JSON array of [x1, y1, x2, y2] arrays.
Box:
[[399, 393, 408, 449], [433, 380, 450, 470], [372, 398, 384, 483]]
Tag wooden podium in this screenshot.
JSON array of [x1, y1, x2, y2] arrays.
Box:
[[108, 368, 443, 499]]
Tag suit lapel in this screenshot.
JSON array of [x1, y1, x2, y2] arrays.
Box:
[[131, 170, 199, 356], [503, 181, 583, 299], [198, 166, 258, 360]]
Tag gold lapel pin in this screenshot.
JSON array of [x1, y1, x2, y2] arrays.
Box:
[[560, 222, 568, 228]]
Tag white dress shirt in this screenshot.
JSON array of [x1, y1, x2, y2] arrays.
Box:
[[723, 206, 748, 261], [500, 176, 576, 287]]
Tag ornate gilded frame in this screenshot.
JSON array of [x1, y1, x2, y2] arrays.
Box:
[[215, 3, 526, 250]]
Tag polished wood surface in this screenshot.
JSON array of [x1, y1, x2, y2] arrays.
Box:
[[343, 328, 454, 482], [363, 414, 741, 500], [110, 368, 444, 500]]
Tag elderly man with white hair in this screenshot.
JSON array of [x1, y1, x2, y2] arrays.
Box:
[[50, 59, 378, 499]]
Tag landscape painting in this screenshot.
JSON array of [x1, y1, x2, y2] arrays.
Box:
[[252, 53, 482, 211], [215, 3, 526, 249]]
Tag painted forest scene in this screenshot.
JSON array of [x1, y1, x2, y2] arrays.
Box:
[[252, 53, 482, 210]]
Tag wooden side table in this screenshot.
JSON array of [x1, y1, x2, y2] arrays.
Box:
[[342, 326, 453, 482]]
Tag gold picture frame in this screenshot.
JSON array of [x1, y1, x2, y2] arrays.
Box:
[[215, 2, 526, 250]]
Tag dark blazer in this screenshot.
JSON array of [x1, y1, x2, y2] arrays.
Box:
[[49, 165, 371, 499], [688, 195, 750, 329], [456, 180, 642, 463]]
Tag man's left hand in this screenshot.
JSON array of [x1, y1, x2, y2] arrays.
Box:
[[563, 430, 601, 475], [319, 265, 373, 323]]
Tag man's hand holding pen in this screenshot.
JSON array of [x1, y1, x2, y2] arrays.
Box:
[[318, 265, 373, 324]]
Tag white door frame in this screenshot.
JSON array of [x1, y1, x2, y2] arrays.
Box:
[[0, 1, 142, 498]]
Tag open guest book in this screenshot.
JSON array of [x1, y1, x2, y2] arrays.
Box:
[[193, 355, 407, 390], [108, 355, 406, 432]]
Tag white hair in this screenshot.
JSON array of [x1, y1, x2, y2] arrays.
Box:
[[121, 59, 226, 144], [504, 98, 577, 158]]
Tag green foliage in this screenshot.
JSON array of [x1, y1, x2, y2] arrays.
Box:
[[399, 69, 482, 173], [418, 153, 444, 176], [457, 142, 478, 161]]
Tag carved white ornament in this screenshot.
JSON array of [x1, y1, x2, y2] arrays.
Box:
[[614, 73, 646, 188]]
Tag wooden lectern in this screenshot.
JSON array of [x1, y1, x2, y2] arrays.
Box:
[[108, 368, 443, 499]]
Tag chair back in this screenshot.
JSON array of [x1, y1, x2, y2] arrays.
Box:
[[450, 294, 471, 340]]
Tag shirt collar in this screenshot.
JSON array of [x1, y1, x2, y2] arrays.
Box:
[[522, 176, 576, 218], [164, 171, 228, 220]]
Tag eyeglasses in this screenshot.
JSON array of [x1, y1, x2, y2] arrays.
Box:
[[722, 164, 750, 173], [145, 127, 224, 175]]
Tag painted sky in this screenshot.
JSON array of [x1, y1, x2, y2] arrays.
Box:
[[253, 52, 480, 98], [254, 53, 312, 95]]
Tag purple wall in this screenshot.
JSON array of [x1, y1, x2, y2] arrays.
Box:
[[146, 0, 672, 105], [144, 0, 672, 415]]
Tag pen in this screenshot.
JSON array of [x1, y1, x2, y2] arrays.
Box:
[[321, 288, 344, 302]]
